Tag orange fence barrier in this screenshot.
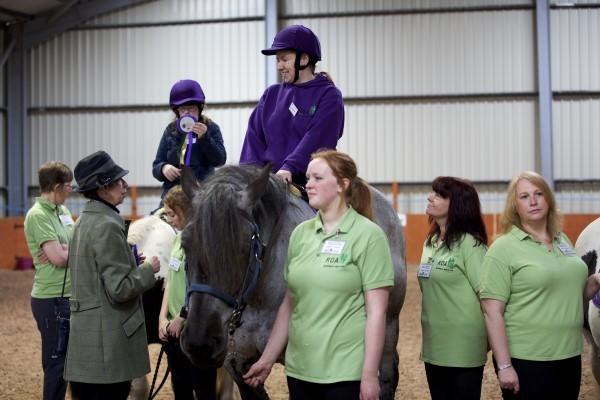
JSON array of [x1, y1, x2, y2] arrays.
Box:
[[2, 214, 599, 270], [0, 217, 30, 270]]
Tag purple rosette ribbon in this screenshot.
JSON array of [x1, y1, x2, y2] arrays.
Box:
[[176, 115, 197, 166]]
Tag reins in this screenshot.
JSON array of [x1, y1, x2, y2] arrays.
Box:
[[147, 345, 170, 400]]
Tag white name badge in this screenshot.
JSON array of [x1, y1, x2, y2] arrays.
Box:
[[289, 102, 298, 116], [321, 240, 345, 255], [417, 264, 432, 278], [558, 242, 577, 256], [59, 214, 74, 226], [168, 258, 182, 271]]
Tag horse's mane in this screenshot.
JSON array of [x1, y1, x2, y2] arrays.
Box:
[[182, 165, 290, 293]]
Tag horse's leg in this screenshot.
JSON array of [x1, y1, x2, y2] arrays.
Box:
[[224, 363, 269, 400], [128, 376, 149, 400], [217, 367, 242, 400], [379, 317, 400, 400], [236, 381, 269, 400], [590, 343, 600, 400]]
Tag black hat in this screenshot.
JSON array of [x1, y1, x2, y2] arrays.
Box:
[[74, 151, 129, 193]]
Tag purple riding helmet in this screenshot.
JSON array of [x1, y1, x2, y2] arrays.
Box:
[[262, 25, 322, 83], [169, 79, 205, 109]]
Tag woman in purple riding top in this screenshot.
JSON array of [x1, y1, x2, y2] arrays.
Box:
[[239, 25, 345, 188]]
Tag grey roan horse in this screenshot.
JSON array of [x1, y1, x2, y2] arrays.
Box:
[[180, 164, 407, 399]]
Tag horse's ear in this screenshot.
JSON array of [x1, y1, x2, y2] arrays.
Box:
[[181, 165, 200, 200], [238, 164, 272, 211]]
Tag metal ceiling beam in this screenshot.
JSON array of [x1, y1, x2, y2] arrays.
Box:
[[23, 0, 152, 49], [265, 0, 279, 87], [6, 24, 28, 215], [535, 0, 554, 189], [48, 0, 80, 23], [0, 6, 33, 21], [0, 35, 16, 69]]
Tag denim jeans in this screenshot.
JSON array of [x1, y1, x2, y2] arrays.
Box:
[[31, 297, 70, 400]]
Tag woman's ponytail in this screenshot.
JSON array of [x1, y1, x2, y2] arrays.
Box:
[[311, 150, 373, 220], [346, 176, 373, 220]]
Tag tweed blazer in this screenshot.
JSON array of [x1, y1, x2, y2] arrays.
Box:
[[64, 200, 156, 383]]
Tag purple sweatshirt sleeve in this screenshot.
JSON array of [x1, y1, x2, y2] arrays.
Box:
[[281, 87, 344, 175], [239, 95, 267, 167]]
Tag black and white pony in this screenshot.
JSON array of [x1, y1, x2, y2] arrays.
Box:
[[179, 164, 407, 399], [576, 217, 600, 390]]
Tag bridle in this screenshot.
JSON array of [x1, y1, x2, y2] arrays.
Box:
[[185, 221, 266, 336]]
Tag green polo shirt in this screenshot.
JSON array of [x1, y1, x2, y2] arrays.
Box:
[[479, 226, 588, 361], [283, 207, 394, 383], [24, 197, 74, 298], [166, 234, 186, 319], [418, 233, 488, 367]]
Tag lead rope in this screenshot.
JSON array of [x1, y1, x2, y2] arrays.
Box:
[[148, 345, 170, 400]]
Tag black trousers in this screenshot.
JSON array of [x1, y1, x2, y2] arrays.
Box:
[[287, 376, 360, 400], [494, 356, 581, 400], [31, 297, 70, 400], [70, 381, 131, 400], [164, 338, 217, 400], [424, 362, 484, 400]]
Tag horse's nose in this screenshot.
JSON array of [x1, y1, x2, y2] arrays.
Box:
[[180, 330, 226, 367]]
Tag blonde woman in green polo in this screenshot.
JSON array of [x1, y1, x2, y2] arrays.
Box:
[[418, 176, 488, 400], [480, 171, 600, 399]]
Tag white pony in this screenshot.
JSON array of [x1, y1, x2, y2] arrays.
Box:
[[126, 211, 239, 400], [575, 216, 600, 390], [127, 210, 176, 279]]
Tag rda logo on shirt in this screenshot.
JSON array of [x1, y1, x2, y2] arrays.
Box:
[[324, 253, 349, 267], [436, 257, 456, 269], [447, 257, 456, 269]]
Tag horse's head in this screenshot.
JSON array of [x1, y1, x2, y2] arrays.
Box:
[[179, 164, 289, 368]]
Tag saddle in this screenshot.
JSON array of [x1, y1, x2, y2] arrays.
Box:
[[288, 182, 308, 202]]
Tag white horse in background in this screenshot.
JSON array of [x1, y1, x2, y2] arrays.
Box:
[[576, 216, 600, 396], [126, 211, 239, 400], [127, 209, 176, 279]]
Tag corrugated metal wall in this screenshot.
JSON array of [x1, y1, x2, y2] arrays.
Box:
[[28, 0, 263, 189], [290, 11, 535, 98], [19, 0, 600, 214], [29, 106, 253, 187], [551, 9, 600, 91], [285, 6, 536, 184], [340, 100, 536, 182], [29, 22, 265, 106], [551, 8, 600, 184], [84, 0, 264, 24], [553, 99, 600, 180], [283, 0, 532, 14]]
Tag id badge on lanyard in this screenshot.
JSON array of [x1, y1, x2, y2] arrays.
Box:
[[169, 257, 182, 272], [417, 263, 432, 278]]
